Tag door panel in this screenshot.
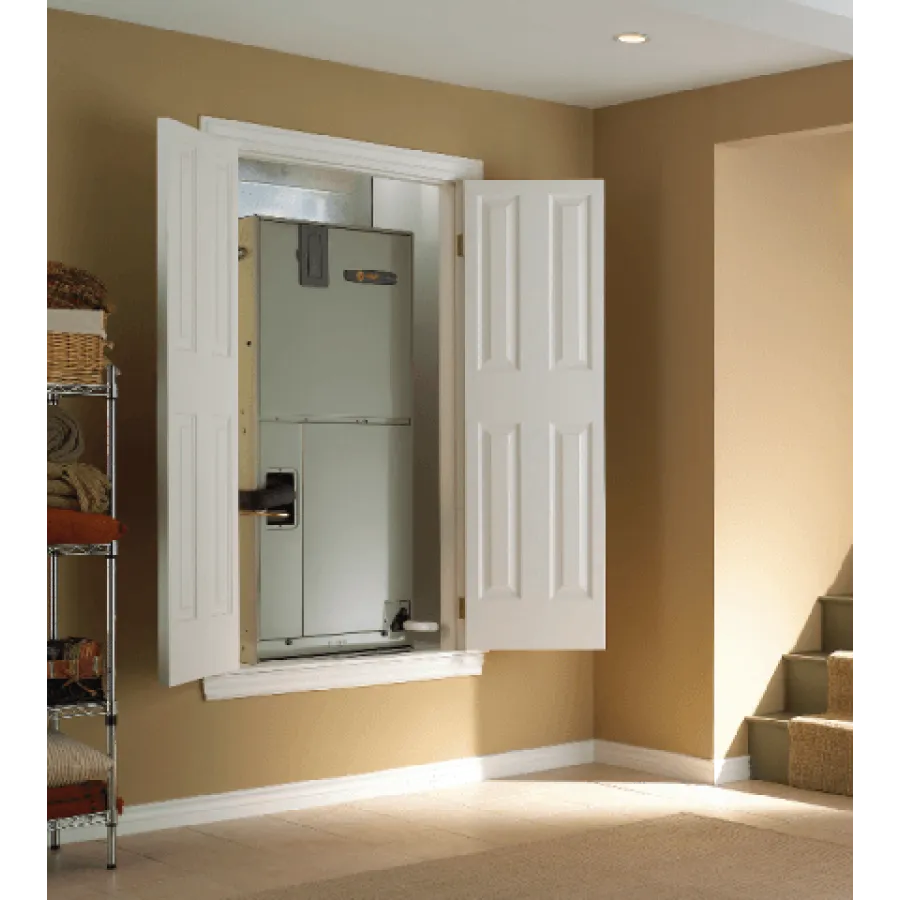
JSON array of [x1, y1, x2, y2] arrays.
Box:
[[157, 118, 240, 686], [464, 180, 606, 651]]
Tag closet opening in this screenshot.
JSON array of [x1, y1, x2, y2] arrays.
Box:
[[236, 159, 443, 665]]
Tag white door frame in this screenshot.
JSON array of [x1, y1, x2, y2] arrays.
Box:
[[200, 117, 484, 651]]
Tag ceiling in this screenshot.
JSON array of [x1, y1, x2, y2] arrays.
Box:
[[47, 0, 852, 108]]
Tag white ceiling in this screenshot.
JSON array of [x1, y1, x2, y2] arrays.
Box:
[[47, 0, 852, 108]]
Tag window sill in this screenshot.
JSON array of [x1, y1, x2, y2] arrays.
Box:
[[202, 649, 485, 701]]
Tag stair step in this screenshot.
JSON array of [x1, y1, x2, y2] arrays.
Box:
[[747, 714, 792, 785], [819, 594, 853, 652], [784, 652, 828, 715], [747, 711, 854, 790]]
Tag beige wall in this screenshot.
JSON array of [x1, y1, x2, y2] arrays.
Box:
[[714, 128, 852, 759], [592, 62, 852, 760], [48, 10, 594, 806]]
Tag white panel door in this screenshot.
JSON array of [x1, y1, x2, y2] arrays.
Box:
[[464, 181, 605, 651], [157, 118, 240, 686]]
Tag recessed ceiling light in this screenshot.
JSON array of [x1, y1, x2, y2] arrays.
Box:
[[615, 32, 649, 44]]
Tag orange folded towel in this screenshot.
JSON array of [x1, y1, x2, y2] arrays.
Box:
[[47, 508, 125, 545]]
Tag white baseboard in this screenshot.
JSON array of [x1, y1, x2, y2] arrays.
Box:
[[594, 739, 751, 785], [714, 755, 752, 784], [55, 738, 750, 845], [56, 740, 595, 844]]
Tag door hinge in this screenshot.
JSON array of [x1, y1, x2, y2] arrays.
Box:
[[458, 597, 466, 619], [456, 234, 464, 258]]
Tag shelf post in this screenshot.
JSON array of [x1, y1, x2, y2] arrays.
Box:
[[105, 364, 118, 869]]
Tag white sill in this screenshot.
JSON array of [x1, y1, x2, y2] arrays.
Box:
[[202, 649, 485, 701]]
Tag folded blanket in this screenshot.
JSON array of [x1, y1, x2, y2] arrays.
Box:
[[47, 781, 123, 821], [48, 781, 106, 804], [48, 731, 113, 788], [47, 407, 84, 463], [47, 309, 107, 337], [48, 508, 125, 545], [47, 462, 110, 514]]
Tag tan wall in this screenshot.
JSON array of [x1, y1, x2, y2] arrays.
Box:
[[714, 129, 852, 759], [48, 10, 594, 806], [592, 62, 852, 760]]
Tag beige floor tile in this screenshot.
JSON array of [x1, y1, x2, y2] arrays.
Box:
[[48, 843, 177, 896], [193, 814, 350, 851], [506, 763, 675, 786], [273, 803, 420, 841]]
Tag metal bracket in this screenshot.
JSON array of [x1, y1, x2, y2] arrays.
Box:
[[297, 223, 330, 287]]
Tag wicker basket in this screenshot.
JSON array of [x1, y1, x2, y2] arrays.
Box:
[[47, 318, 112, 385]]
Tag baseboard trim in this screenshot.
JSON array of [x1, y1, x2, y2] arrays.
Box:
[[714, 754, 752, 784], [56, 740, 595, 844], [54, 738, 750, 845], [594, 740, 751, 786]]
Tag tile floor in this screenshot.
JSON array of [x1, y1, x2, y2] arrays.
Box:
[[47, 765, 852, 899]]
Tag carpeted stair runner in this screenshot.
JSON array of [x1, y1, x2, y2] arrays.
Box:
[[788, 651, 853, 796]]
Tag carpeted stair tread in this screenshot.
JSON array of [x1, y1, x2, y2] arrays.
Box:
[[790, 713, 852, 728], [827, 651, 853, 717], [788, 715, 852, 796]]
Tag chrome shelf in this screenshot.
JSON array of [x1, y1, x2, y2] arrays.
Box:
[[48, 811, 110, 831], [47, 702, 107, 719], [47, 382, 113, 399], [48, 543, 115, 558]]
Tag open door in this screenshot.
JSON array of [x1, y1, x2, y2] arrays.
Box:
[[464, 181, 605, 651], [157, 118, 240, 686]]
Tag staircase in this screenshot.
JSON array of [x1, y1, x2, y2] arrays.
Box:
[[747, 594, 853, 796]]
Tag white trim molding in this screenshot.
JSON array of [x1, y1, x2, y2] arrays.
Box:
[[714, 755, 753, 785], [59, 740, 594, 844], [200, 117, 484, 183], [594, 740, 751, 786], [203, 650, 485, 701]]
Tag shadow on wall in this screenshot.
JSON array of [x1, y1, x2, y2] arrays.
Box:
[[724, 544, 854, 757], [828, 546, 853, 596]]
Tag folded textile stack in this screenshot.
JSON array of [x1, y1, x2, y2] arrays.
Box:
[[48, 731, 113, 788], [48, 406, 84, 463], [48, 637, 104, 706], [48, 508, 125, 545], [47, 781, 123, 822], [48, 461, 111, 513], [46, 405, 125, 542]]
